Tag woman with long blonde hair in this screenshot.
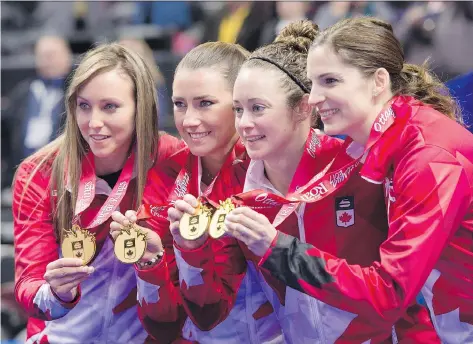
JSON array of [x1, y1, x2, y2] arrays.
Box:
[[110, 41, 287, 343], [12, 43, 182, 343]]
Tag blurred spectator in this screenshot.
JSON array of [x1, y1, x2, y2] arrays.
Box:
[[399, 1, 473, 80], [118, 38, 171, 127], [202, 1, 276, 52], [313, 1, 394, 30], [27, 1, 114, 38], [387, 2, 428, 43], [399, 2, 446, 70], [1, 2, 39, 31], [3, 36, 72, 175], [217, 2, 252, 43], [259, 1, 310, 46], [133, 1, 192, 30], [130, 2, 203, 56], [430, 2, 473, 78]]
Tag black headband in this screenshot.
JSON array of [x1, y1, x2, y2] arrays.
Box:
[[249, 56, 310, 94]]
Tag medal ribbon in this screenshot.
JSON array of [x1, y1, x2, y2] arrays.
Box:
[[135, 150, 196, 221], [200, 139, 246, 208], [137, 139, 246, 220], [73, 150, 135, 228]]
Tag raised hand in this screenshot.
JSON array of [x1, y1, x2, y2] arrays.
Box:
[[224, 207, 277, 257], [110, 210, 163, 263], [167, 194, 209, 250], [44, 258, 94, 302]]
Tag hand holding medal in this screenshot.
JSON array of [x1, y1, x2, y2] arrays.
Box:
[[169, 194, 239, 248], [224, 207, 277, 257], [168, 194, 211, 250], [54, 224, 96, 302], [110, 210, 161, 264], [44, 257, 94, 302]]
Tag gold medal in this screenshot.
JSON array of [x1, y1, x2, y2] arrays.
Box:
[[209, 199, 235, 239], [61, 225, 96, 265], [113, 223, 147, 264], [179, 203, 213, 241]]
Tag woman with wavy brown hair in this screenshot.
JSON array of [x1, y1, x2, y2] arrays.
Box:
[[229, 17, 473, 343]]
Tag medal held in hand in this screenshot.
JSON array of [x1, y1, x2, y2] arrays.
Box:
[[179, 202, 213, 241], [114, 223, 147, 264], [62, 225, 96, 265], [209, 199, 235, 239]]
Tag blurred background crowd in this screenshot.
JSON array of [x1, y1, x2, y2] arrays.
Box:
[[1, 1, 473, 341]]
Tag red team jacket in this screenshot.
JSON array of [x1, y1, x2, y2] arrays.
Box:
[[259, 96, 473, 343], [135, 141, 286, 343], [12, 134, 183, 344], [171, 129, 439, 343]]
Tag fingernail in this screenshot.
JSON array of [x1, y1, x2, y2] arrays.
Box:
[[82, 266, 94, 274]]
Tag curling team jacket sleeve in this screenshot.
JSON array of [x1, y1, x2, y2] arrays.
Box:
[[259, 143, 472, 326], [136, 142, 247, 334], [13, 159, 81, 321], [135, 213, 187, 343], [172, 151, 249, 331], [134, 136, 188, 342]]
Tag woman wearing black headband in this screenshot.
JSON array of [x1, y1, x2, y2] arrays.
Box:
[[225, 19, 439, 343]]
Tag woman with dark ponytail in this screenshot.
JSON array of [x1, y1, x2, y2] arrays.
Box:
[[230, 16, 472, 343]]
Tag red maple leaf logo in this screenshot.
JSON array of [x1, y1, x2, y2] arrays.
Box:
[[339, 212, 352, 225], [33, 303, 53, 320]]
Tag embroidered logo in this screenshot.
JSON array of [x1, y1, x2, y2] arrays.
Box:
[[373, 107, 395, 132], [335, 196, 355, 228], [150, 205, 167, 218], [307, 132, 321, 158], [329, 161, 360, 188], [255, 193, 280, 207], [175, 173, 189, 198]]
